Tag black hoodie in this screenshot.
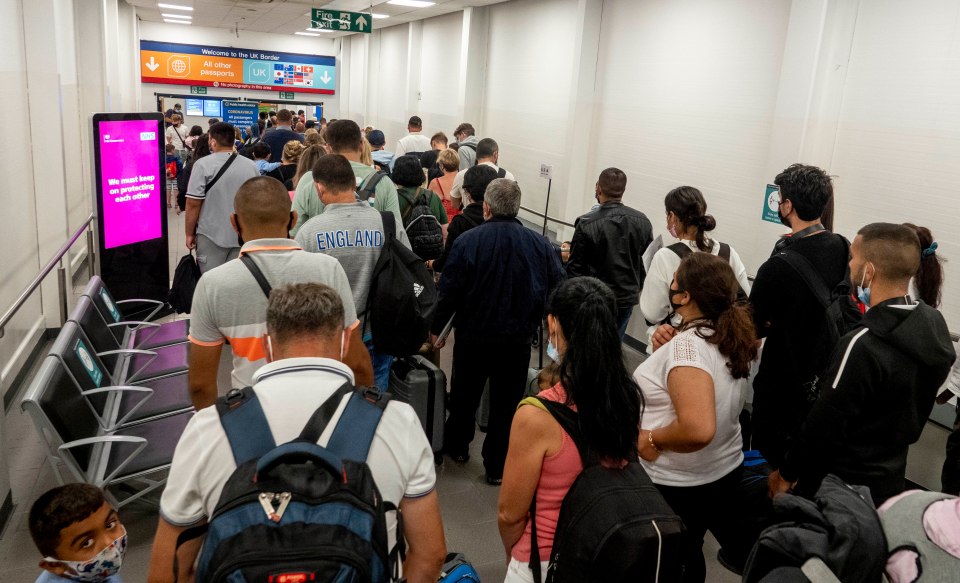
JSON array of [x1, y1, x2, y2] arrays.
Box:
[[780, 298, 956, 504]]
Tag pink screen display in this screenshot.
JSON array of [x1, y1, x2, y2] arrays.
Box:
[[99, 120, 163, 249]]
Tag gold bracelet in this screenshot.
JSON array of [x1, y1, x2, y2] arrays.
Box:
[[648, 429, 662, 453]]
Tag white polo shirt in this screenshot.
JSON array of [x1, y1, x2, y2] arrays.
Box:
[[160, 357, 436, 548]]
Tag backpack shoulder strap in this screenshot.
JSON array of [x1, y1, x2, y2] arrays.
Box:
[[327, 388, 392, 462], [216, 387, 277, 465], [532, 397, 592, 465], [357, 171, 386, 202], [379, 210, 397, 241], [719, 242, 731, 262], [399, 188, 416, 223], [239, 254, 272, 298], [775, 250, 833, 309], [667, 242, 693, 259]]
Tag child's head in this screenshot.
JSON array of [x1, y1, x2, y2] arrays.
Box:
[[251, 142, 271, 161], [30, 484, 126, 581], [165, 143, 176, 156]]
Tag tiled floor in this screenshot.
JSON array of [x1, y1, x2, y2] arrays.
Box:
[[0, 208, 740, 582]]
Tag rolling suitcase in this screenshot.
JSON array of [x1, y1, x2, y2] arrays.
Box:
[[390, 355, 446, 464]]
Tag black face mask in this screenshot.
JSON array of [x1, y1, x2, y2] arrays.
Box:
[[669, 288, 687, 312]]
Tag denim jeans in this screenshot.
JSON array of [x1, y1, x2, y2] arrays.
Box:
[[364, 338, 394, 391]]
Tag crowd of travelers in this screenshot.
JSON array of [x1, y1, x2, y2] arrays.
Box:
[[27, 111, 960, 583]]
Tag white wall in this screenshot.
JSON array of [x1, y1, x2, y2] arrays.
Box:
[[138, 21, 340, 121]]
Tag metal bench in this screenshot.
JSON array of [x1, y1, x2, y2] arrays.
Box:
[[81, 276, 189, 351]]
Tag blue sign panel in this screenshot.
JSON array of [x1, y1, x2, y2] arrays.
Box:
[[222, 100, 259, 131]]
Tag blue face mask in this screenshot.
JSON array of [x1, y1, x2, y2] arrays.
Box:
[[547, 333, 560, 362], [857, 264, 873, 308]]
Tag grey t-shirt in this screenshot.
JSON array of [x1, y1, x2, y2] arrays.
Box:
[[186, 151, 260, 248], [295, 202, 410, 334]]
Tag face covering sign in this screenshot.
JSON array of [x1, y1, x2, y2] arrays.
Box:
[[98, 120, 163, 249]]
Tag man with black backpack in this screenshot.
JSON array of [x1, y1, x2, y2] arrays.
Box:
[[296, 154, 412, 391], [750, 164, 860, 468], [429, 165, 499, 273], [147, 283, 445, 583]]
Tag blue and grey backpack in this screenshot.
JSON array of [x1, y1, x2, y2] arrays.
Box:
[[178, 382, 403, 583]]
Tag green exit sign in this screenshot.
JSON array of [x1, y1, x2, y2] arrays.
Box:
[[190, 86, 207, 95], [279, 91, 295, 100], [311, 8, 372, 34]]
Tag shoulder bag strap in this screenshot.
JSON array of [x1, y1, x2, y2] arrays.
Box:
[[215, 387, 276, 465], [297, 381, 356, 443], [239, 254, 272, 298], [205, 153, 238, 193], [175, 127, 190, 150]]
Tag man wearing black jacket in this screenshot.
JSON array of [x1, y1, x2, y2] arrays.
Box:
[[428, 165, 498, 273], [770, 223, 956, 505], [566, 168, 653, 339]]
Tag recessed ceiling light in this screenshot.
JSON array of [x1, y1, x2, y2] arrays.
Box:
[[371, 13, 389, 19], [163, 18, 191, 24], [305, 27, 333, 33], [157, 3, 193, 10], [387, 0, 435, 7], [295, 32, 320, 36], [161, 13, 192, 19]]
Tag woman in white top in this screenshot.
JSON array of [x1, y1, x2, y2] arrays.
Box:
[[640, 186, 751, 349], [635, 252, 759, 583]]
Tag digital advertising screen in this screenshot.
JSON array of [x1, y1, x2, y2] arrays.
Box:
[[185, 98, 203, 116], [202, 99, 222, 118], [94, 118, 164, 249], [92, 112, 169, 312]]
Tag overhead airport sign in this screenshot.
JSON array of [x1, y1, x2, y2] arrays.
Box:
[[140, 40, 336, 95], [311, 9, 372, 33]]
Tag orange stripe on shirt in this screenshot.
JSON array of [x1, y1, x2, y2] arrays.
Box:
[[228, 335, 267, 361]]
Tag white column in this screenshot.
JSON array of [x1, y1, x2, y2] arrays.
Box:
[[457, 7, 489, 130], [556, 0, 604, 242]]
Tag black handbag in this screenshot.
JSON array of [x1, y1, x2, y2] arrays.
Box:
[[168, 251, 201, 313]]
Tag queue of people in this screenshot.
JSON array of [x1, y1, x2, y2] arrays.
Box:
[[26, 112, 959, 583]]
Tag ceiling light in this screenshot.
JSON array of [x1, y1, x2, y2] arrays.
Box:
[[387, 0, 435, 7], [161, 13, 192, 19], [305, 27, 333, 33], [295, 32, 320, 36], [163, 18, 191, 24], [157, 3, 193, 10], [371, 13, 389, 19]]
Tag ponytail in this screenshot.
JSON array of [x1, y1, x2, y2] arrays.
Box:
[[904, 223, 944, 307], [549, 278, 642, 460], [693, 214, 717, 252], [676, 253, 758, 379]]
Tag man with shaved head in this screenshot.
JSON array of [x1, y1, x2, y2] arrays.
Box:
[[187, 176, 373, 409], [770, 223, 956, 505]]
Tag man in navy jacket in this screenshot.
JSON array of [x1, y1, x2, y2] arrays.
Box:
[[771, 223, 955, 505], [432, 178, 565, 483]]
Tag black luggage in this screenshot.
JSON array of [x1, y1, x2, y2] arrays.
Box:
[[168, 251, 201, 313], [390, 355, 445, 463]]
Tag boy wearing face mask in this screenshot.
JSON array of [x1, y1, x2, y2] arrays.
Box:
[[30, 484, 126, 583], [769, 223, 956, 505]]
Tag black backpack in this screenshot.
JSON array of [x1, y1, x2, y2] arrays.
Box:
[[185, 382, 402, 583], [667, 241, 749, 303], [168, 251, 201, 313], [357, 171, 388, 205], [399, 188, 444, 261], [528, 398, 685, 583], [773, 236, 862, 401], [366, 211, 438, 356]]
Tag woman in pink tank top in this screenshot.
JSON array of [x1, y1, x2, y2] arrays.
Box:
[[498, 277, 644, 583]]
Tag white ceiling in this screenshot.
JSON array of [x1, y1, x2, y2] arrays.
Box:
[[130, 0, 509, 39]]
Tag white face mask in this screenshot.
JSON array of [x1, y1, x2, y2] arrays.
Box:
[[46, 529, 127, 582]]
